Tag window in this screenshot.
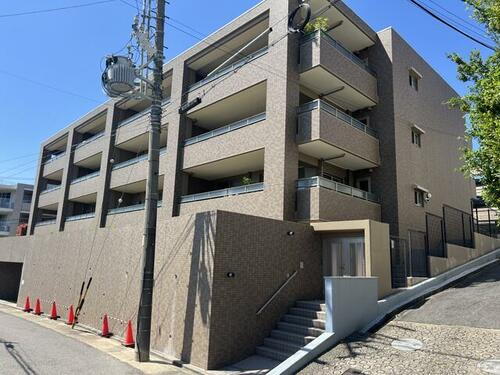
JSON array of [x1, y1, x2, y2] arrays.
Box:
[[414, 189, 424, 207], [408, 68, 422, 91], [412, 130, 421, 147], [356, 177, 371, 192]]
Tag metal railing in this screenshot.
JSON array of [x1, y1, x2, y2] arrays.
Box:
[[296, 176, 379, 203], [40, 185, 61, 195], [44, 152, 66, 165], [0, 198, 14, 209], [116, 98, 171, 128], [256, 271, 298, 315], [108, 200, 162, 216], [74, 131, 105, 150], [188, 47, 269, 92], [112, 148, 166, 171], [0, 224, 10, 232], [35, 219, 56, 227], [21, 202, 32, 212], [71, 171, 100, 185], [297, 100, 378, 138], [66, 212, 96, 222], [185, 113, 266, 146], [301, 30, 376, 76], [180, 182, 264, 204]]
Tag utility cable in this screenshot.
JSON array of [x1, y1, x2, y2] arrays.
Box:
[[0, 0, 116, 18]]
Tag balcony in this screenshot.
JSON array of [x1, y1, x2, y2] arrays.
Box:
[[35, 219, 56, 227], [38, 186, 60, 209], [68, 172, 100, 200], [115, 99, 170, 146], [0, 223, 10, 235], [66, 212, 95, 222], [21, 201, 32, 212], [296, 176, 380, 222], [43, 153, 66, 179], [300, 31, 378, 111], [74, 132, 105, 165], [297, 100, 380, 169], [0, 198, 14, 213], [110, 149, 166, 189], [108, 201, 162, 216], [180, 183, 264, 204]]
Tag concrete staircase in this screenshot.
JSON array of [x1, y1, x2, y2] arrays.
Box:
[[256, 300, 326, 361]]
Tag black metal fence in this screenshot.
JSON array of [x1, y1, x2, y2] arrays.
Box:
[[443, 205, 474, 248], [472, 207, 499, 238], [408, 230, 429, 277], [426, 213, 445, 257], [390, 237, 407, 288]]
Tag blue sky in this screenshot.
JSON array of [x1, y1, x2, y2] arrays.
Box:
[[0, 0, 492, 184]]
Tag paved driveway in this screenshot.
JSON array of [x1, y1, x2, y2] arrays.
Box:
[[300, 261, 500, 375]]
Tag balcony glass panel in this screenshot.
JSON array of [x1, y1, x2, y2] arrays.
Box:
[[301, 30, 376, 76], [188, 47, 268, 92], [0, 198, 14, 209], [44, 152, 66, 165], [112, 148, 166, 171], [35, 219, 56, 227], [297, 100, 378, 138], [0, 223, 10, 232], [71, 171, 100, 185], [108, 200, 162, 215], [185, 113, 266, 146], [40, 185, 61, 195], [180, 182, 264, 204], [66, 212, 95, 222], [117, 98, 171, 128], [296, 176, 379, 203]]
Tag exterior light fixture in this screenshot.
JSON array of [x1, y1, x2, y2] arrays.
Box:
[[287, 231, 295, 236], [226, 272, 235, 278]]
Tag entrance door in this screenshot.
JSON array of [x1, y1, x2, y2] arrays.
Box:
[[323, 236, 366, 276]]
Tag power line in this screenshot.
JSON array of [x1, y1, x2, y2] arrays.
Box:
[[0, 0, 116, 18], [421, 0, 486, 34], [407, 0, 495, 51]]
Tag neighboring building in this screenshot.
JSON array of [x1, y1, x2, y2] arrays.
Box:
[[0, 183, 33, 237], [2, 0, 498, 371]]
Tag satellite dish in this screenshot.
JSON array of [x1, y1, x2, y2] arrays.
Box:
[[288, 3, 311, 33], [101, 56, 137, 97]]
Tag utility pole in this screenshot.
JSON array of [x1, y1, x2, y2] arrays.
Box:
[[136, 0, 165, 362]]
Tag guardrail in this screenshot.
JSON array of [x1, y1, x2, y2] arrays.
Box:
[[108, 200, 162, 216], [297, 176, 379, 203], [185, 113, 266, 146], [21, 202, 31, 212], [66, 212, 96, 222], [35, 219, 56, 227], [44, 152, 66, 165], [0, 198, 14, 209], [71, 171, 100, 185], [180, 182, 264, 204], [297, 100, 378, 138], [0, 224, 10, 232], [40, 185, 61, 195], [74, 131, 104, 150], [187, 47, 268, 92], [112, 148, 166, 171], [301, 30, 376, 76], [116, 98, 171, 128]]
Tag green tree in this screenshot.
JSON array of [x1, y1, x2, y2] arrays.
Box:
[[448, 0, 500, 209], [304, 17, 329, 34]]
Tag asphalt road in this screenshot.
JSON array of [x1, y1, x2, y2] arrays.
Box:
[[0, 310, 142, 375], [397, 261, 500, 329]]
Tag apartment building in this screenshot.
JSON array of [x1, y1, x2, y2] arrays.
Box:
[[0, 183, 33, 236], [4, 0, 497, 371]]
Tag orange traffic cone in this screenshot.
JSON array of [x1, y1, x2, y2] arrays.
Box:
[[100, 314, 112, 338], [49, 302, 59, 320], [33, 299, 42, 315], [23, 296, 32, 312], [66, 305, 75, 325], [122, 320, 135, 347]]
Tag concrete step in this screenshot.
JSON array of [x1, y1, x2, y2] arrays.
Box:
[[295, 300, 326, 312], [289, 307, 326, 320], [277, 322, 324, 337], [282, 314, 326, 329], [270, 329, 316, 345], [263, 338, 302, 354], [256, 346, 290, 362]]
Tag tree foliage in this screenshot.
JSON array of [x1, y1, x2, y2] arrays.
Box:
[[448, 0, 500, 209], [304, 17, 329, 34]]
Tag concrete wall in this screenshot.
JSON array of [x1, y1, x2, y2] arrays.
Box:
[[429, 233, 500, 276]]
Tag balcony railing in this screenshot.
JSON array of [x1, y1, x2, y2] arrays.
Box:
[[301, 30, 376, 76], [187, 47, 269, 92], [40, 185, 61, 195], [74, 131, 104, 150], [71, 171, 100, 185], [66, 212, 95, 222], [21, 202, 31, 212], [180, 182, 264, 204], [116, 98, 171, 128], [185, 112, 266, 146], [35, 219, 56, 227], [108, 200, 162, 216], [297, 176, 379, 203], [112, 148, 166, 171], [0, 198, 14, 209], [0, 224, 10, 232], [298, 100, 378, 138], [44, 152, 66, 165]]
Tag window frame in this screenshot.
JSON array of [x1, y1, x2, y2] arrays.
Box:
[[414, 189, 424, 207]]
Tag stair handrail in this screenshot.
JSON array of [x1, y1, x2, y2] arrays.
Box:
[[256, 270, 298, 316]]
